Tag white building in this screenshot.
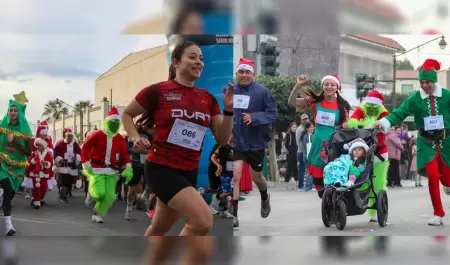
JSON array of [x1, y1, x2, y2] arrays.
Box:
[[396, 69, 450, 94]]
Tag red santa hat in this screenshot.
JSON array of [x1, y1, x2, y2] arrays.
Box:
[[105, 107, 121, 121], [36, 120, 49, 136], [363, 90, 384, 105], [64, 128, 74, 136], [34, 137, 48, 148], [236, 58, 255, 73], [321, 74, 341, 92]]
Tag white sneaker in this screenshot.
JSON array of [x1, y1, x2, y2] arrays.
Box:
[[124, 208, 133, 221], [428, 216, 444, 226], [209, 197, 219, 214], [5, 223, 15, 236], [443, 186, 450, 196], [219, 210, 234, 219], [91, 215, 104, 223]]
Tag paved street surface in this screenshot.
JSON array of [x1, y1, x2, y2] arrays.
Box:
[[0, 188, 231, 236], [235, 180, 450, 236]]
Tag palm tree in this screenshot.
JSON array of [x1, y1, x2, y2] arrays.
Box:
[[42, 100, 69, 121], [74, 100, 94, 138]]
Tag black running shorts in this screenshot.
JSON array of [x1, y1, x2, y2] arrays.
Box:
[[144, 161, 198, 205], [128, 165, 144, 186], [233, 149, 265, 172]]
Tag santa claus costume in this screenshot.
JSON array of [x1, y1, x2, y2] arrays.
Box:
[[22, 121, 56, 197], [26, 138, 53, 209], [348, 90, 389, 222], [378, 59, 450, 226], [54, 128, 81, 203], [82, 107, 133, 223]]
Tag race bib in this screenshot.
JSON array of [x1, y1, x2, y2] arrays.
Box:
[[64, 153, 74, 160], [140, 154, 146, 164], [167, 118, 207, 151], [315, 110, 335, 126], [226, 161, 233, 171], [424, 115, 444, 131], [233, 95, 250, 109]]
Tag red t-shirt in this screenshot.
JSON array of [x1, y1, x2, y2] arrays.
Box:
[[135, 80, 221, 171]]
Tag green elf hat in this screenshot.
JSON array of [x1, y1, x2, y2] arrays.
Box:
[[418, 59, 441, 83]]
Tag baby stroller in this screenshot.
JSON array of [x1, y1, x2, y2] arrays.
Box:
[[321, 128, 388, 230]]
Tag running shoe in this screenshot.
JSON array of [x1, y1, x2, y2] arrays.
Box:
[[146, 209, 155, 218], [260, 194, 271, 218]]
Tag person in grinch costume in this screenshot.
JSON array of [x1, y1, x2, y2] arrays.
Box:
[[0, 91, 33, 235], [81, 107, 133, 223], [348, 90, 389, 222], [376, 59, 450, 226]]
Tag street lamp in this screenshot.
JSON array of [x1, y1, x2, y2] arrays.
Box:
[[392, 35, 446, 108]]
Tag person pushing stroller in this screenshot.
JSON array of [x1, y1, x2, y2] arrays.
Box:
[[323, 138, 368, 188]]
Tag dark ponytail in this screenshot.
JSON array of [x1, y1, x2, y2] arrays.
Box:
[[168, 64, 176, 80]]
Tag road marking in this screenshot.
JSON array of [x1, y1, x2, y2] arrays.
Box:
[[0, 216, 79, 225], [352, 229, 374, 232]]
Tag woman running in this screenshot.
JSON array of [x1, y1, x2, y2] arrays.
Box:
[[0, 92, 33, 235], [122, 41, 233, 263], [288, 74, 351, 198]]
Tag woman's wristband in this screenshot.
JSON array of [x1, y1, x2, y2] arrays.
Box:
[[223, 109, 233, 116]]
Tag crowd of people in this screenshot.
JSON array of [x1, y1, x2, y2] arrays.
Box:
[[0, 39, 450, 264]]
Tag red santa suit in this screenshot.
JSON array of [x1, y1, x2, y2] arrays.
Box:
[[32, 121, 57, 190], [54, 128, 82, 176], [26, 138, 54, 208]]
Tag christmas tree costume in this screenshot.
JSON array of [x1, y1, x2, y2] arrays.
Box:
[[378, 59, 450, 226], [81, 107, 133, 223], [348, 90, 389, 221], [0, 92, 32, 192]]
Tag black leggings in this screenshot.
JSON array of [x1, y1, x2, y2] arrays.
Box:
[[0, 178, 14, 216], [387, 159, 401, 186]]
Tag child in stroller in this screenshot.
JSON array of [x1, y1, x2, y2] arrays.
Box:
[[323, 138, 368, 188], [321, 128, 388, 231]]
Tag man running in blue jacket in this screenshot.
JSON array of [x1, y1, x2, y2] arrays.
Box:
[[232, 58, 278, 228]]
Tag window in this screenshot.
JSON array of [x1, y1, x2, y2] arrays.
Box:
[[401, 84, 414, 94]]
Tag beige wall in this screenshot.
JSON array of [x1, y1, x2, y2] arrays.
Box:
[[95, 45, 169, 107], [395, 70, 450, 94]]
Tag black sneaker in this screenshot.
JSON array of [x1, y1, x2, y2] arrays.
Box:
[[261, 194, 271, 218]]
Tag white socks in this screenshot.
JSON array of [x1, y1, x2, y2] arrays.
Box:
[[5, 216, 11, 225]]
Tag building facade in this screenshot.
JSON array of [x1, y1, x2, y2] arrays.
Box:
[[47, 45, 169, 141], [396, 69, 450, 95]]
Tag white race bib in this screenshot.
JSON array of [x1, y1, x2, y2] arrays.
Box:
[[233, 95, 250, 109], [64, 153, 74, 160], [140, 154, 146, 164], [167, 118, 207, 151], [315, 110, 336, 126], [226, 161, 233, 171], [424, 115, 444, 131]]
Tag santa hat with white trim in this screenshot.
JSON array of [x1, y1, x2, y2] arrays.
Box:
[[236, 58, 255, 73], [344, 138, 369, 154], [36, 120, 49, 137], [363, 90, 384, 105], [34, 137, 48, 148], [105, 107, 120, 121], [321, 74, 342, 92], [64, 128, 74, 136]]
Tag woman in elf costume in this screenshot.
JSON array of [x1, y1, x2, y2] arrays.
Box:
[[0, 91, 33, 236], [376, 59, 450, 226], [288, 74, 351, 197], [348, 90, 389, 222]]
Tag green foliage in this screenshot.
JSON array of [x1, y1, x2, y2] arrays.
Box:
[[396, 58, 415, 70], [381, 93, 411, 112], [256, 75, 320, 124]]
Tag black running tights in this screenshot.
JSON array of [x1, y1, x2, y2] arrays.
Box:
[[0, 178, 14, 216]]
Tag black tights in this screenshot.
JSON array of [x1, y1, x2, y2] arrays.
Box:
[[0, 178, 14, 216]]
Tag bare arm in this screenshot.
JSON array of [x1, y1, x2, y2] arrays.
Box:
[[211, 152, 221, 168], [288, 83, 309, 108], [122, 99, 146, 143]]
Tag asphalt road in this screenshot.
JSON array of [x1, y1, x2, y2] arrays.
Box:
[[235, 180, 450, 236]]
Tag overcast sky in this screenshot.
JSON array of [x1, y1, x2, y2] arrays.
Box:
[[0, 0, 167, 123]]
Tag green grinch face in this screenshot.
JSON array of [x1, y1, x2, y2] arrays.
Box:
[[106, 119, 120, 134], [365, 103, 380, 117]]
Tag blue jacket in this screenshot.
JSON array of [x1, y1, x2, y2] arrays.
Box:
[[233, 81, 278, 151]]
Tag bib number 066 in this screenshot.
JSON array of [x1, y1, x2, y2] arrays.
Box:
[[182, 129, 196, 138]]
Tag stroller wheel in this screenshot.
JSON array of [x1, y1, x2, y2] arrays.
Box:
[[335, 199, 347, 230], [321, 190, 333, 227], [376, 190, 388, 227]]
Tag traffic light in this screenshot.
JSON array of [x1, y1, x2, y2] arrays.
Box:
[[260, 42, 280, 76], [355, 73, 373, 99]]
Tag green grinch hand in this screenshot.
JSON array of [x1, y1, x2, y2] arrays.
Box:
[[122, 167, 133, 184], [83, 167, 94, 176]]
